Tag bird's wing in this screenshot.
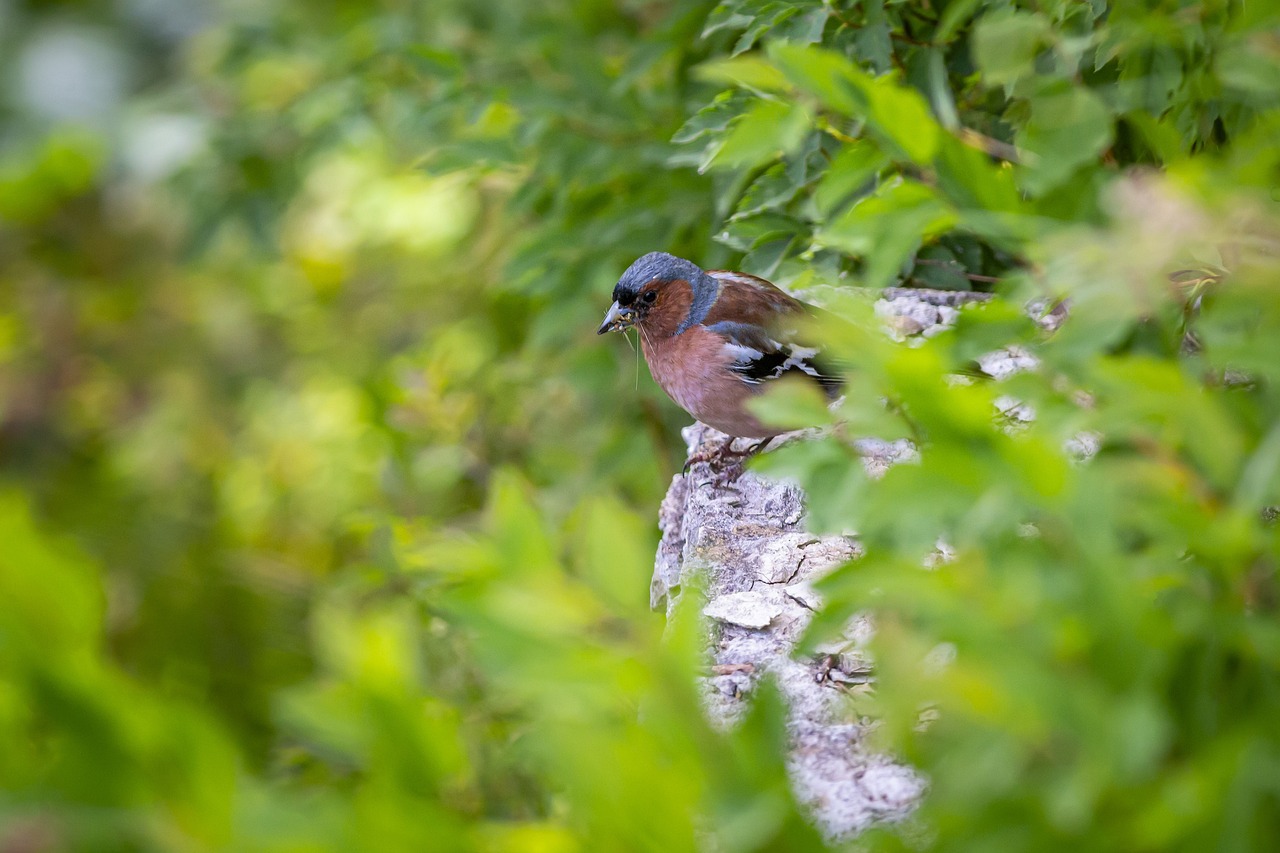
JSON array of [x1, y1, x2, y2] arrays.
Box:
[[704, 320, 842, 397], [704, 270, 806, 325]]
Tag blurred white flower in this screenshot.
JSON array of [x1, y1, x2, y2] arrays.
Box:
[[122, 113, 207, 181], [14, 25, 130, 124]]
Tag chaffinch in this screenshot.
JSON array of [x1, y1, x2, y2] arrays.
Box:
[[597, 251, 839, 439]]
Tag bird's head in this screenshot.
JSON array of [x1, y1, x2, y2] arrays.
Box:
[[596, 252, 717, 336]]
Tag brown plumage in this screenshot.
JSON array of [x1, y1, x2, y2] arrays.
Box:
[[597, 252, 839, 438]]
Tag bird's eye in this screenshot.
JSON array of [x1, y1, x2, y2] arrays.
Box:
[[642, 290, 657, 304]]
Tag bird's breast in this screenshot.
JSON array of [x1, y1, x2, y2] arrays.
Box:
[[640, 326, 775, 438], [641, 327, 725, 412]]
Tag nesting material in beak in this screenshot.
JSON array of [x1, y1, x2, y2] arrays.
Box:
[[597, 301, 637, 335]]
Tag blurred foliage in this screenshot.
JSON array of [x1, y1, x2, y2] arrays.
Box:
[[1, 0, 1278, 850]]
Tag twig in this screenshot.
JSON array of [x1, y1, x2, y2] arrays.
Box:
[[957, 127, 1031, 164]]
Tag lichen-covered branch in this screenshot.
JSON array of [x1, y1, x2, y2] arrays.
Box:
[[650, 288, 1032, 839]]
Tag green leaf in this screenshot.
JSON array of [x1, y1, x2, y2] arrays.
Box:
[[769, 43, 940, 163], [746, 375, 835, 431], [695, 56, 792, 93], [702, 4, 754, 38], [730, 4, 828, 55], [933, 135, 1031, 249], [1233, 421, 1280, 510], [1123, 112, 1185, 163], [923, 47, 961, 130], [936, 0, 985, 42], [934, 135, 1022, 213], [1016, 80, 1114, 195], [672, 91, 750, 144], [735, 163, 806, 217], [818, 179, 958, 287], [774, 7, 830, 47], [973, 9, 1053, 88], [708, 99, 812, 171], [768, 42, 869, 115], [1216, 42, 1280, 98], [812, 142, 888, 217], [865, 75, 941, 163], [716, 211, 805, 251], [742, 234, 794, 276]]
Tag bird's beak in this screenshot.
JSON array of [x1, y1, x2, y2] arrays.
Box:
[[596, 301, 637, 335]]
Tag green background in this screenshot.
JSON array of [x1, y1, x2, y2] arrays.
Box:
[[1, 0, 1278, 849]]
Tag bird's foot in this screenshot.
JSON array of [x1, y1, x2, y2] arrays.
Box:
[[683, 436, 776, 476]]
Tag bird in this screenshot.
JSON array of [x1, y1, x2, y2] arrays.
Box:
[[597, 251, 840, 442]]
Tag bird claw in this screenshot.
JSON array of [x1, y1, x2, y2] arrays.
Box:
[[682, 436, 775, 476]]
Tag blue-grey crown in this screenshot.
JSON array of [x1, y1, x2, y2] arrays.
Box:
[[615, 251, 705, 297]]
